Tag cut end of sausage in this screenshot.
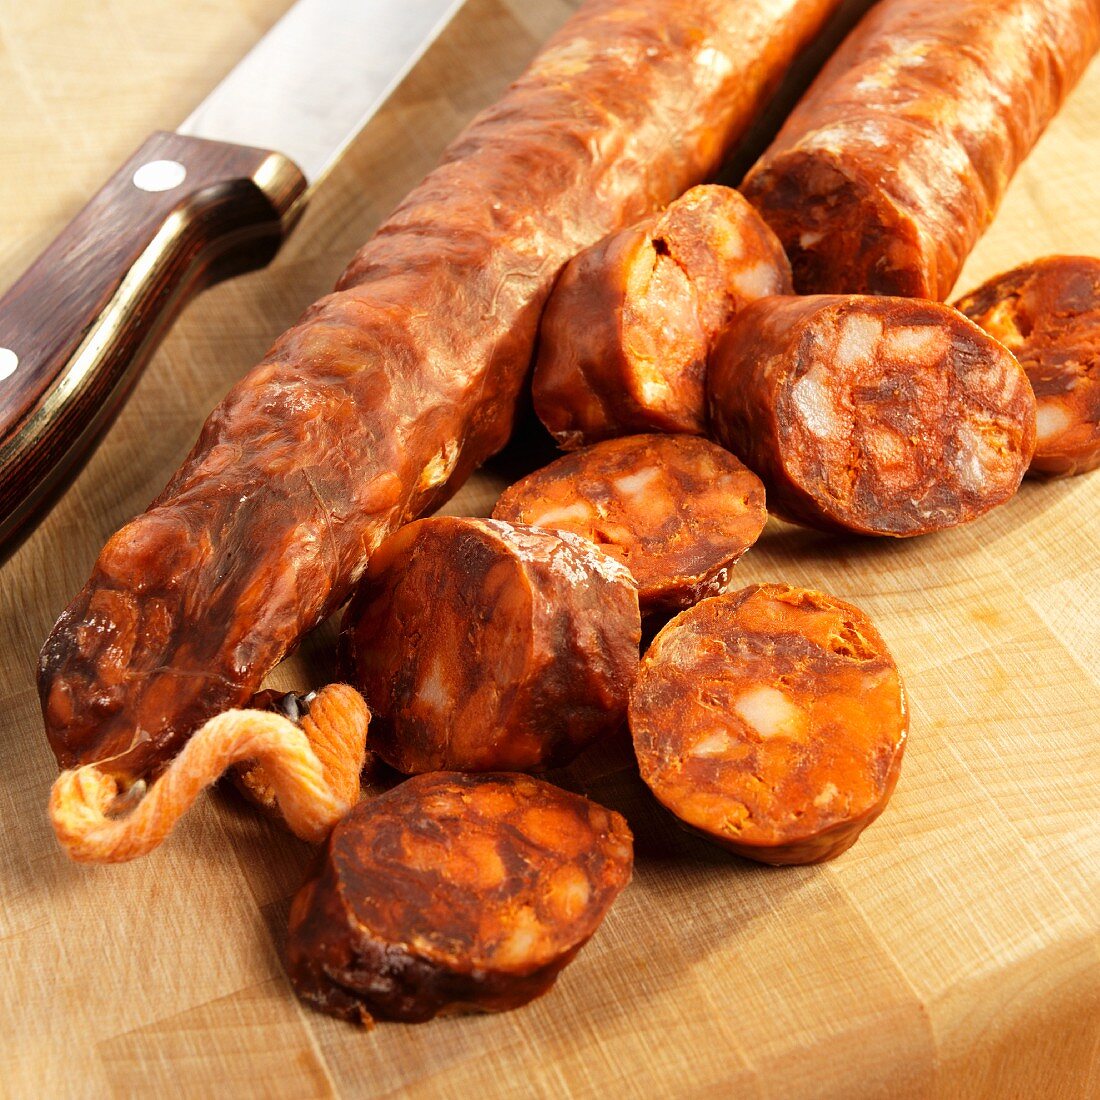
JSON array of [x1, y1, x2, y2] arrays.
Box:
[[708, 294, 1037, 536], [285, 772, 633, 1023], [533, 185, 792, 447], [493, 434, 767, 613], [955, 255, 1100, 478], [742, 150, 935, 299], [619, 219, 709, 434], [645, 184, 793, 343], [341, 517, 640, 774], [629, 584, 908, 865]]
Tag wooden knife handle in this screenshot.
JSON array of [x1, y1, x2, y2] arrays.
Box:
[[0, 130, 308, 554]]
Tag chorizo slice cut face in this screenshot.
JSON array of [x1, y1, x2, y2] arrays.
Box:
[[629, 584, 907, 865], [493, 434, 767, 614], [286, 772, 634, 1024], [341, 517, 640, 774], [707, 294, 1036, 536], [533, 185, 792, 447], [955, 255, 1100, 478]]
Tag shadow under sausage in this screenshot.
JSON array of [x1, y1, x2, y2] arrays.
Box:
[[538, 738, 827, 1044], [482, 390, 562, 485], [716, 0, 881, 186]]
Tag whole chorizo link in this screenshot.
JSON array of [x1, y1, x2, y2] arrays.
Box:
[[38, 0, 846, 782], [740, 0, 1100, 299]]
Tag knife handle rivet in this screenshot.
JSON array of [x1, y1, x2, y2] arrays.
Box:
[[132, 160, 187, 193], [0, 348, 18, 382]]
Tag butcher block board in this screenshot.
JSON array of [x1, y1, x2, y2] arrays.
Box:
[[1, 1, 1098, 1097]]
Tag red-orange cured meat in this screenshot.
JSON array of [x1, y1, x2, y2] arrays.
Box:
[[707, 295, 1036, 536], [532, 186, 792, 446], [493, 434, 766, 614], [629, 584, 907, 865], [286, 772, 633, 1023], [955, 256, 1100, 478], [741, 0, 1100, 299], [39, 0, 846, 784], [342, 517, 640, 774]]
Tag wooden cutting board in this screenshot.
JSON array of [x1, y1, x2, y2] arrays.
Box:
[[1, 2, 1097, 1097]]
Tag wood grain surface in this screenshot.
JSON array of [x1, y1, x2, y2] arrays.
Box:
[[1, 2, 1097, 1097]]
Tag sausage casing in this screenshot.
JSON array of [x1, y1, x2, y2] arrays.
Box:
[[493, 434, 766, 614], [955, 255, 1100, 478], [342, 517, 640, 774], [39, 0, 847, 782], [629, 584, 907, 865], [532, 186, 792, 446], [741, 0, 1100, 298], [286, 772, 633, 1023], [707, 294, 1036, 536]]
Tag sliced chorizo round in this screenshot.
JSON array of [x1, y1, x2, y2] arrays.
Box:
[[629, 584, 907, 865], [492, 434, 767, 614], [285, 771, 634, 1024], [341, 517, 640, 774], [707, 294, 1037, 536], [955, 255, 1100, 478], [532, 185, 792, 448]]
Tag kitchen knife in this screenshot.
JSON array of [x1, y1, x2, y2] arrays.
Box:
[[0, 0, 467, 555]]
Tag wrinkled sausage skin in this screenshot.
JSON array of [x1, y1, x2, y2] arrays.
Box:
[[955, 256, 1100, 478], [342, 518, 640, 774], [629, 584, 907, 865], [741, 0, 1100, 299], [285, 772, 634, 1024], [707, 294, 1037, 536], [533, 186, 792, 446], [40, 0, 847, 782], [493, 434, 766, 614]]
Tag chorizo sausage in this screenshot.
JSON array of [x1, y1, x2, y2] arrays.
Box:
[[532, 186, 792, 447], [629, 584, 907, 865], [39, 0, 848, 784], [341, 517, 640, 774], [740, 0, 1100, 299], [955, 256, 1100, 478], [706, 295, 1037, 536], [285, 771, 633, 1024], [492, 434, 766, 614]]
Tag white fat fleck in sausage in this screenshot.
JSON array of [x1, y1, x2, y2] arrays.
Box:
[[734, 685, 807, 739], [1036, 401, 1072, 442]]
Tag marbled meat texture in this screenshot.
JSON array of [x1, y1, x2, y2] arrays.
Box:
[[286, 772, 633, 1023]]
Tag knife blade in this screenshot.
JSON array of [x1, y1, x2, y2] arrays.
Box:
[[179, 0, 468, 185], [0, 0, 467, 557]]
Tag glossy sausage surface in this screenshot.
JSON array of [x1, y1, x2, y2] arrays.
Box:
[[39, 0, 846, 780], [533, 186, 791, 446], [342, 517, 640, 774], [742, 0, 1100, 299]]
